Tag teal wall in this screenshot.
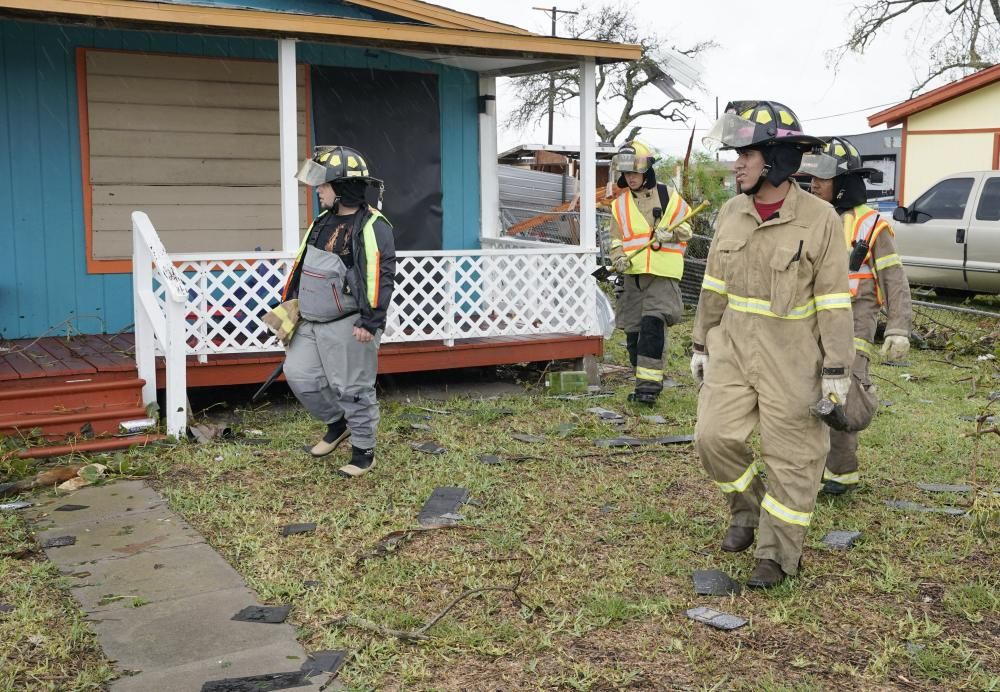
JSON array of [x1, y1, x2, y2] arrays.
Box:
[[0, 18, 481, 339]]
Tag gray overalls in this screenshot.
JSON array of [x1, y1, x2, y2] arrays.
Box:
[[283, 244, 380, 449]]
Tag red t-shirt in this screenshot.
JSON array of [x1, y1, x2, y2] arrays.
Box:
[[754, 198, 784, 221]]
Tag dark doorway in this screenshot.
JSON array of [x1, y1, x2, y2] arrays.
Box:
[[311, 66, 443, 251]]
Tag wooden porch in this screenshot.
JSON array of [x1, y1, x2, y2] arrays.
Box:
[[0, 332, 603, 390]]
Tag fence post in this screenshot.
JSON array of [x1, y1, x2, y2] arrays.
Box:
[[164, 296, 188, 439], [132, 215, 157, 408]]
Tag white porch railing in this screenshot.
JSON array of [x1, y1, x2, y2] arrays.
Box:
[[132, 212, 188, 439], [133, 216, 600, 436]]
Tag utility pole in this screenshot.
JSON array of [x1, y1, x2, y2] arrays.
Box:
[[533, 5, 578, 145]]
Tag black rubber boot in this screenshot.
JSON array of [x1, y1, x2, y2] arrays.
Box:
[[306, 418, 350, 457], [721, 526, 755, 552], [339, 446, 375, 478], [747, 559, 788, 589], [627, 390, 658, 405], [820, 479, 855, 495]]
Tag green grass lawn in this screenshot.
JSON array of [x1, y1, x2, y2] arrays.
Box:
[[2, 312, 998, 691]]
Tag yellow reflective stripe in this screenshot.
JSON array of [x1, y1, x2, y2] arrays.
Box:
[[727, 294, 818, 319], [610, 240, 623, 248], [854, 337, 877, 359], [635, 366, 663, 382], [761, 494, 812, 527], [716, 462, 760, 494], [814, 293, 852, 311], [823, 468, 860, 485], [702, 274, 727, 295], [875, 253, 902, 271]]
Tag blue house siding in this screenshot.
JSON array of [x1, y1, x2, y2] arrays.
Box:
[[0, 18, 481, 339]]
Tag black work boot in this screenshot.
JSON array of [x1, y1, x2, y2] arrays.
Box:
[[306, 418, 350, 457], [339, 445, 375, 478], [721, 526, 755, 552], [820, 479, 855, 495], [627, 390, 659, 405], [746, 559, 788, 589]]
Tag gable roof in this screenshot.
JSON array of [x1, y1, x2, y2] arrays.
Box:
[[0, 0, 639, 70], [343, 0, 531, 34], [869, 63, 1000, 127]]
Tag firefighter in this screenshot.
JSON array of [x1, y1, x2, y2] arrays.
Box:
[[692, 101, 854, 588], [800, 136, 912, 495], [282, 145, 396, 478], [608, 140, 693, 404]]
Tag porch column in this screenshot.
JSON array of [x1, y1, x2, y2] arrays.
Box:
[[578, 58, 597, 250], [278, 38, 300, 252], [478, 76, 501, 241]]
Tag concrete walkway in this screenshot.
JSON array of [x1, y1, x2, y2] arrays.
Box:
[[25, 481, 333, 691]]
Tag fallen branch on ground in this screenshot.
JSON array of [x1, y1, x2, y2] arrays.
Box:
[[325, 569, 535, 642]]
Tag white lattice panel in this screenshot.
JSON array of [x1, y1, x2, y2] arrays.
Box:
[[150, 249, 597, 355]]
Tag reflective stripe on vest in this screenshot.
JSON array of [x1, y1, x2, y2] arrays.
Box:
[[611, 191, 686, 279], [285, 207, 390, 308], [844, 205, 890, 303]]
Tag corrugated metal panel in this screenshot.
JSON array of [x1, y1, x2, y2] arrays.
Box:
[[499, 164, 579, 207], [0, 18, 481, 339]]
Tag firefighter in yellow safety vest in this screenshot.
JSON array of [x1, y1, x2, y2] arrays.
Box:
[[608, 140, 693, 404], [800, 136, 913, 495], [693, 101, 854, 589]]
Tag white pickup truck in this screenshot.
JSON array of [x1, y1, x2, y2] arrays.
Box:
[[891, 171, 1000, 296]]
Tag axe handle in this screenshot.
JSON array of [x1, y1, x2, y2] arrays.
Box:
[[624, 199, 711, 261]]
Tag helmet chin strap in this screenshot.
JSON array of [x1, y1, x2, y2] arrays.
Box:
[[742, 163, 771, 196]]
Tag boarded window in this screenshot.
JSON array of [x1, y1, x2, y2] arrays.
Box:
[[83, 50, 309, 264]]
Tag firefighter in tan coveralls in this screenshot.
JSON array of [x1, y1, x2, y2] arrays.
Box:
[[800, 136, 913, 495], [692, 101, 854, 588], [608, 141, 693, 404]]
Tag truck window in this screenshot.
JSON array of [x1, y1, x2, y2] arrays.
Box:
[[910, 177, 974, 221], [975, 177, 1000, 222]]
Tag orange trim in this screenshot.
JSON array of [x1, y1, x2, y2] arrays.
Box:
[[907, 127, 1000, 135], [899, 119, 908, 205], [620, 194, 634, 240], [668, 198, 684, 225], [993, 133, 1000, 170], [868, 64, 1000, 127], [79, 47, 314, 274]]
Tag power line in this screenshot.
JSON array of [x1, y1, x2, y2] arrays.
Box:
[[629, 98, 908, 132]]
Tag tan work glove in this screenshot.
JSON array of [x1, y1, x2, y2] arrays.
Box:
[[881, 335, 910, 361], [653, 227, 674, 244], [612, 255, 630, 274], [690, 352, 709, 386], [822, 376, 851, 406]]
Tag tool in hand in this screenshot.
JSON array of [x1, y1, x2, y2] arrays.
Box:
[[810, 393, 849, 431], [592, 199, 711, 282]]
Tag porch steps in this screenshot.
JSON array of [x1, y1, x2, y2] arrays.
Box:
[[0, 377, 158, 456]]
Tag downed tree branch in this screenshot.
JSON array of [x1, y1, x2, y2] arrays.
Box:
[[325, 569, 535, 642]]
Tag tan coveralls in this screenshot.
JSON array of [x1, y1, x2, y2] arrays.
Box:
[[825, 207, 912, 486], [609, 185, 692, 394], [692, 183, 854, 576]]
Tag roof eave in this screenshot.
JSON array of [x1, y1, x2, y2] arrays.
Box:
[[868, 63, 1000, 128], [0, 0, 641, 64]]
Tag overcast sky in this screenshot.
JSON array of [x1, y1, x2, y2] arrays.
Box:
[[433, 0, 936, 157]]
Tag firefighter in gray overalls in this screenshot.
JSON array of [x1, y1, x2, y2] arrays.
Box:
[[284, 145, 396, 477]]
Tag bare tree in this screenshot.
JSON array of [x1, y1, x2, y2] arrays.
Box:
[[838, 0, 999, 94], [504, 2, 711, 145]]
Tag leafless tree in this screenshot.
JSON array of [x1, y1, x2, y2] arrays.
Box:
[[504, 2, 711, 145], [838, 0, 999, 94]]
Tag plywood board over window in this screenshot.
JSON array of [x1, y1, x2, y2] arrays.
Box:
[[79, 49, 310, 273]]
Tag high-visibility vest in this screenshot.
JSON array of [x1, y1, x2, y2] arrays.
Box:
[[843, 204, 891, 304], [611, 190, 688, 279], [283, 207, 390, 306]]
